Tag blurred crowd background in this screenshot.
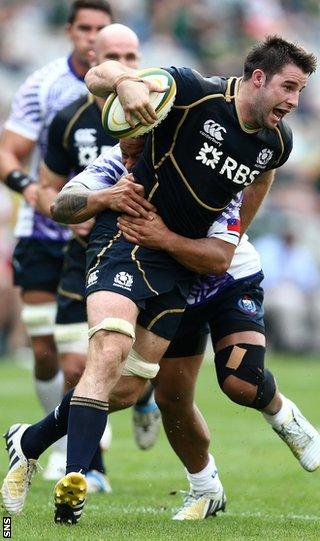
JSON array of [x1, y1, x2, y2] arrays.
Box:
[[1, 0, 320, 356]]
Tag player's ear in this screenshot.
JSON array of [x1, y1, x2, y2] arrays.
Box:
[[252, 69, 266, 88]]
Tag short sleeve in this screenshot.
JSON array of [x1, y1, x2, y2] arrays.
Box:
[[5, 72, 43, 141], [44, 112, 70, 175], [207, 193, 243, 246]]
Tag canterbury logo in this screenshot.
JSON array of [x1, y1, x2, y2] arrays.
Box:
[[203, 120, 227, 142]]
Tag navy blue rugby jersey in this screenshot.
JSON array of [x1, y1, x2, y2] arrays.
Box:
[[132, 67, 292, 238], [45, 94, 117, 177]]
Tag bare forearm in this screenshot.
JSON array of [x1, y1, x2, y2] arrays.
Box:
[[85, 61, 137, 98], [51, 188, 106, 224], [241, 170, 275, 234], [162, 232, 231, 275]]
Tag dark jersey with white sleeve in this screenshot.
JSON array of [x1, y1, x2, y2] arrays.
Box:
[[132, 67, 293, 239]]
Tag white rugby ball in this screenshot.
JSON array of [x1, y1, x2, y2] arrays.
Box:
[[101, 68, 176, 139]]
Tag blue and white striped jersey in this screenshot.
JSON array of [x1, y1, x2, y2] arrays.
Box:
[[6, 56, 87, 241], [63, 144, 125, 192]]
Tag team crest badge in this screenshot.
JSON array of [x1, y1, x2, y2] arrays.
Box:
[[113, 271, 134, 291], [256, 148, 273, 167], [238, 296, 257, 314]]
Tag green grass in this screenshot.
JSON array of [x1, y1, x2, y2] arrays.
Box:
[[1, 353, 320, 540]]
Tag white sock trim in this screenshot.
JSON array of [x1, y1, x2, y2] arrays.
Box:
[[186, 453, 221, 494], [35, 370, 64, 414], [262, 393, 293, 429]]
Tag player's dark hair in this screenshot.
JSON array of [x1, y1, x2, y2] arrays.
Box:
[[243, 35, 317, 81], [68, 0, 113, 24]]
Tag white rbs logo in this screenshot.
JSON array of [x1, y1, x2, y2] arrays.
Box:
[[196, 143, 223, 169], [203, 120, 226, 143], [113, 272, 133, 291]]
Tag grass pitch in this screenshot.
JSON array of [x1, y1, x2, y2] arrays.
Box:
[[0, 353, 320, 540]]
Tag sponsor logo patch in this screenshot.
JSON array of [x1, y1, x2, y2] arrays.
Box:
[[200, 119, 227, 145], [87, 269, 99, 287], [196, 142, 223, 169]]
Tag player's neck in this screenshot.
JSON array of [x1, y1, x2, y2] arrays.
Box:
[[69, 52, 90, 79], [236, 80, 259, 130]]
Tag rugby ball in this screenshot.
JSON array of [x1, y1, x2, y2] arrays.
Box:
[[101, 68, 176, 139]]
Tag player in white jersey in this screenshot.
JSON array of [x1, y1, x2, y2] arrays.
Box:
[[0, 0, 113, 479]]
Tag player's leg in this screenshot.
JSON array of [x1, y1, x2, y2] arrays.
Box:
[[55, 291, 112, 493], [132, 381, 161, 451], [0, 319, 168, 517], [21, 289, 66, 482], [22, 290, 63, 410], [54, 291, 169, 524], [13, 239, 65, 414], [211, 274, 320, 472], [154, 316, 226, 521]]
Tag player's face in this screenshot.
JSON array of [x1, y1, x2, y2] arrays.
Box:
[[252, 64, 308, 129], [120, 138, 145, 171], [67, 9, 111, 67], [95, 35, 140, 69]]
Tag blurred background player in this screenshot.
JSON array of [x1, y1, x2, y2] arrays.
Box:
[[0, 0, 113, 479], [36, 23, 160, 488]]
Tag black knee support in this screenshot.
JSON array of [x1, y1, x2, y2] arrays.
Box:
[[251, 368, 276, 410], [214, 344, 276, 410]]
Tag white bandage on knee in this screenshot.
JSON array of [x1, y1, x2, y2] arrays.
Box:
[[54, 322, 88, 354], [21, 302, 57, 337], [122, 348, 160, 379], [88, 317, 135, 341]]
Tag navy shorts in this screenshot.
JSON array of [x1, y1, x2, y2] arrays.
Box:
[[12, 238, 66, 293], [86, 214, 193, 340], [164, 272, 265, 357], [56, 237, 87, 325]]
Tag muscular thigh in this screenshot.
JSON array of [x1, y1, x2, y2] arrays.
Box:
[[86, 226, 193, 342], [155, 354, 204, 403], [86, 290, 139, 328]]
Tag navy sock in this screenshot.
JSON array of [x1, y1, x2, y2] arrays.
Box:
[[89, 446, 105, 474], [66, 396, 108, 475], [21, 389, 74, 459]]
